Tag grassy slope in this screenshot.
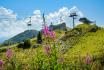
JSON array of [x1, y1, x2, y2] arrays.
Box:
[[0, 24, 104, 69], [0, 30, 65, 61], [64, 27, 104, 64]]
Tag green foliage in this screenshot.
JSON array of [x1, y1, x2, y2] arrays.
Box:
[[17, 39, 31, 49], [88, 24, 99, 32], [64, 28, 104, 69], [2, 40, 13, 46], [37, 31, 42, 44], [0, 24, 104, 70], [0, 44, 2, 47], [3, 30, 39, 45], [0, 47, 7, 53], [23, 39, 31, 49], [17, 43, 24, 48]]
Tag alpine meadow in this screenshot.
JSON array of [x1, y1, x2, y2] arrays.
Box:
[[0, 0, 104, 70]]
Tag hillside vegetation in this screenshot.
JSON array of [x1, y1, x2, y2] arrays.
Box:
[[62, 24, 104, 69], [0, 23, 104, 70]]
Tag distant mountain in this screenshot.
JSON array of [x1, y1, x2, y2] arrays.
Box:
[[79, 17, 93, 24], [2, 23, 67, 46], [49, 22, 67, 31], [3, 30, 39, 45]]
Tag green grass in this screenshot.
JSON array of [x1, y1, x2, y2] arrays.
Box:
[[0, 24, 104, 70], [65, 29, 104, 55], [63, 27, 104, 69]]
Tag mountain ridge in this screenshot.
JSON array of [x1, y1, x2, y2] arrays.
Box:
[[2, 23, 67, 46]]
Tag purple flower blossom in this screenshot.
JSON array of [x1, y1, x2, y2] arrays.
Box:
[[42, 25, 56, 39], [85, 54, 92, 64], [49, 31, 56, 39], [0, 60, 3, 66], [42, 26, 50, 37], [44, 45, 51, 56], [0, 60, 4, 70], [6, 48, 13, 59]]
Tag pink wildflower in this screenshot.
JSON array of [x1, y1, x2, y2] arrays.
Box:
[[6, 48, 13, 59], [85, 54, 92, 64], [49, 31, 56, 39], [42, 26, 50, 37], [0, 60, 4, 70], [0, 60, 3, 66], [42, 25, 56, 39], [44, 45, 51, 56]]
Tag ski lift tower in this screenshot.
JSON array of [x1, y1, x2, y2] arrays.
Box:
[[42, 13, 46, 27], [69, 12, 78, 28], [27, 17, 35, 38], [27, 17, 32, 30], [60, 17, 63, 23], [50, 22, 53, 31], [59, 17, 63, 31]]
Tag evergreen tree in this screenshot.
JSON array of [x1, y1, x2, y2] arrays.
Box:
[[37, 31, 42, 44], [17, 39, 31, 49], [23, 39, 31, 49]]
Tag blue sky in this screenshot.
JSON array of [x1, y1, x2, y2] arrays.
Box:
[[0, 0, 104, 23], [0, 0, 104, 43]]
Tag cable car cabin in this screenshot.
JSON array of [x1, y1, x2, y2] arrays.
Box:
[[27, 23, 32, 26], [69, 12, 78, 17]]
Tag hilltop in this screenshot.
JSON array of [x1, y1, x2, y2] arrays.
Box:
[[1, 23, 67, 46], [3, 30, 39, 45]]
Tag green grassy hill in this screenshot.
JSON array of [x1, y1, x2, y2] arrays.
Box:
[[62, 24, 104, 56], [0, 23, 104, 70], [62, 24, 104, 69]]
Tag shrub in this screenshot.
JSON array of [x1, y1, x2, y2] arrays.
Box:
[[16, 39, 31, 49], [23, 39, 31, 49], [37, 31, 42, 44], [88, 24, 99, 32], [0, 48, 7, 53], [17, 43, 24, 48]]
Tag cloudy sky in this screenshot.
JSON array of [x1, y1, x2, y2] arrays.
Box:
[[0, 0, 103, 43]]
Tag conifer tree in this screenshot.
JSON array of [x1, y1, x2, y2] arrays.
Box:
[[37, 31, 42, 44]]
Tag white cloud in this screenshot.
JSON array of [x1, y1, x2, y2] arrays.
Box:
[[0, 7, 17, 19], [0, 7, 26, 42], [46, 6, 83, 26], [69, 6, 83, 17], [0, 6, 84, 42], [33, 10, 41, 15]]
